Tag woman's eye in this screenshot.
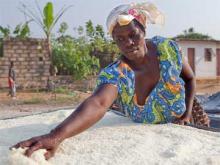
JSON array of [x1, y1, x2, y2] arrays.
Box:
[[131, 33, 140, 39], [116, 37, 124, 42]]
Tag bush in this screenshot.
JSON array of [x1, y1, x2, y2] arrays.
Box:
[[52, 20, 120, 79], [52, 37, 100, 80]]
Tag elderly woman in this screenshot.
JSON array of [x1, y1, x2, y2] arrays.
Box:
[[12, 2, 209, 160]]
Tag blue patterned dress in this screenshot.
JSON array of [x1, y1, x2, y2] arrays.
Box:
[[96, 36, 186, 124]]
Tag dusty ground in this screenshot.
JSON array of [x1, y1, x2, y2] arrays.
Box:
[[196, 81, 220, 95], [0, 90, 91, 119], [0, 81, 220, 120]]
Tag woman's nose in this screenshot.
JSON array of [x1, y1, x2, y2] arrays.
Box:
[[125, 38, 134, 47]]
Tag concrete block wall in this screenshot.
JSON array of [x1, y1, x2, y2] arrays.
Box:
[[0, 38, 51, 88]]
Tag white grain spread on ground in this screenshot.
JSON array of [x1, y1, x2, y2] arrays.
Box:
[[0, 110, 220, 165]]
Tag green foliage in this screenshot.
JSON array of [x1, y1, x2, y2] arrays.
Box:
[[0, 21, 31, 39], [13, 24, 21, 35], [13, 21, 31, 39], [52, 36, 100, 80], [43, 2, 54, 34], [52, 20, 119, 79], [58, 22, 68, 36], [0, 26, 10, 38], [84, 20, 119, 55], [95, 25, 105, 39], [188, 27, 194, 33], [20, 1, 72, 38], [23, 97, 45, 104], [86, 20, 95, 38], [20, 1, 73, 76], [54, 86, 76, 96], [19, 23, 31, 38], [174, 27, 213, 40], [84, 20, 119, 68], [77, 26, 84, 35], [54, 86, 69, 94]]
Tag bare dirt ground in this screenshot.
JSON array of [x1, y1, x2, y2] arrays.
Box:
[[0, 81, 220, 120], [0, 90, 91, 119]]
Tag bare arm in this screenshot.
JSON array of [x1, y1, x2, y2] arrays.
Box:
[[51, 84, 118, 140], [12, 84, 118, 159], [179, 57, 196, 124]]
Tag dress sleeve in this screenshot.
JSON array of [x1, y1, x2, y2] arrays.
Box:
[[168, 39, 183, 72], [155, 36, 184, 82], [95, 61, 120, 91]]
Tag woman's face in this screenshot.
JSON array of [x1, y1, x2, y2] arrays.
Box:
[[112, 21, 146, 61]]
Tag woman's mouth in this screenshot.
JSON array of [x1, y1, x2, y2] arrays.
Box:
[[126, 48, 139, 54]]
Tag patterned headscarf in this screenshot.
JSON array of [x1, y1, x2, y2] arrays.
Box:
[[106, 2, 165, 35]]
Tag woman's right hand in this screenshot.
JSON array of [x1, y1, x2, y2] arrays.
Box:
[[10, 132, 63, 160]]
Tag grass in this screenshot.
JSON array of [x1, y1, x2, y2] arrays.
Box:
[[54, 86, 77, 96], [22, 97, 46, 104], [54, 86, 69, 94], [0, 87, 89, 108], [21, 92, 79, 105]]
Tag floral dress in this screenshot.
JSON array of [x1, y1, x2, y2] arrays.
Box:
[[96, 36, 186, 124]]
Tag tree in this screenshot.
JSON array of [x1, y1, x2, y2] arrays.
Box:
[[13, 20, 32, 39], [0, 26, 10, 38], [52, 33, 100, 79], [174, 27, 212, 40], [57, 22, 73, 43], [52, 20, 119, 78], [84, 20, 119, 68], [19, 1, 72, 75], [86, 20, 95, 39], [188, 27, 194, 33], [58, 22, 68, 36], [0, 21, 32, 39]]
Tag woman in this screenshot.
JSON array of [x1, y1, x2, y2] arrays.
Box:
[[12, 2, 209, 160]]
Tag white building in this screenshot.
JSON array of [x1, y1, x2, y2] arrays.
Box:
[[176, 39, 220, 79]]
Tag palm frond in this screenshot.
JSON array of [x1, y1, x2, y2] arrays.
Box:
[[35, 0, 43, 18], [19, 2, 44, 28], [50, 5, 73, 32]]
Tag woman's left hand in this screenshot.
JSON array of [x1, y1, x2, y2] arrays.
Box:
[[174, 115, 191, 125]]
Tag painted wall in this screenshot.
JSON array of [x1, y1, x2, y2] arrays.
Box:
[[177, 41, 220, 78]]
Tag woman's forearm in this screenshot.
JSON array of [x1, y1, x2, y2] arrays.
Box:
[[50, 97, 107, 141], [184, 77, 196, 117]]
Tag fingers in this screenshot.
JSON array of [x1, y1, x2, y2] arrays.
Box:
[[185, 120, 190, 125], [25, 142, 42, 157], [178, 120, 184, 125], [44, 150, 55, 160], [10, 139, 34, 150], [173, 119, 182, 125], [173, 119, 189, 125], [172, 119, 179, 124]]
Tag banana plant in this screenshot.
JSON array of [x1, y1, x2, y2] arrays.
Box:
[[19, 1, 72, 75]]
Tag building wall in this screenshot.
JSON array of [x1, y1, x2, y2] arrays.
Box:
[[177, 41, 220, 78], [0, 38, 51, 88]]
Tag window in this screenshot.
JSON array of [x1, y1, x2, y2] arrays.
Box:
[[204, 48, 212, 62]]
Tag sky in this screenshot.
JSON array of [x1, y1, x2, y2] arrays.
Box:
[[0, 0, 220, 39]]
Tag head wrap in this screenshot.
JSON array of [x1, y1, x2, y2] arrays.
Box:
[[106, 2, 165, 35]]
